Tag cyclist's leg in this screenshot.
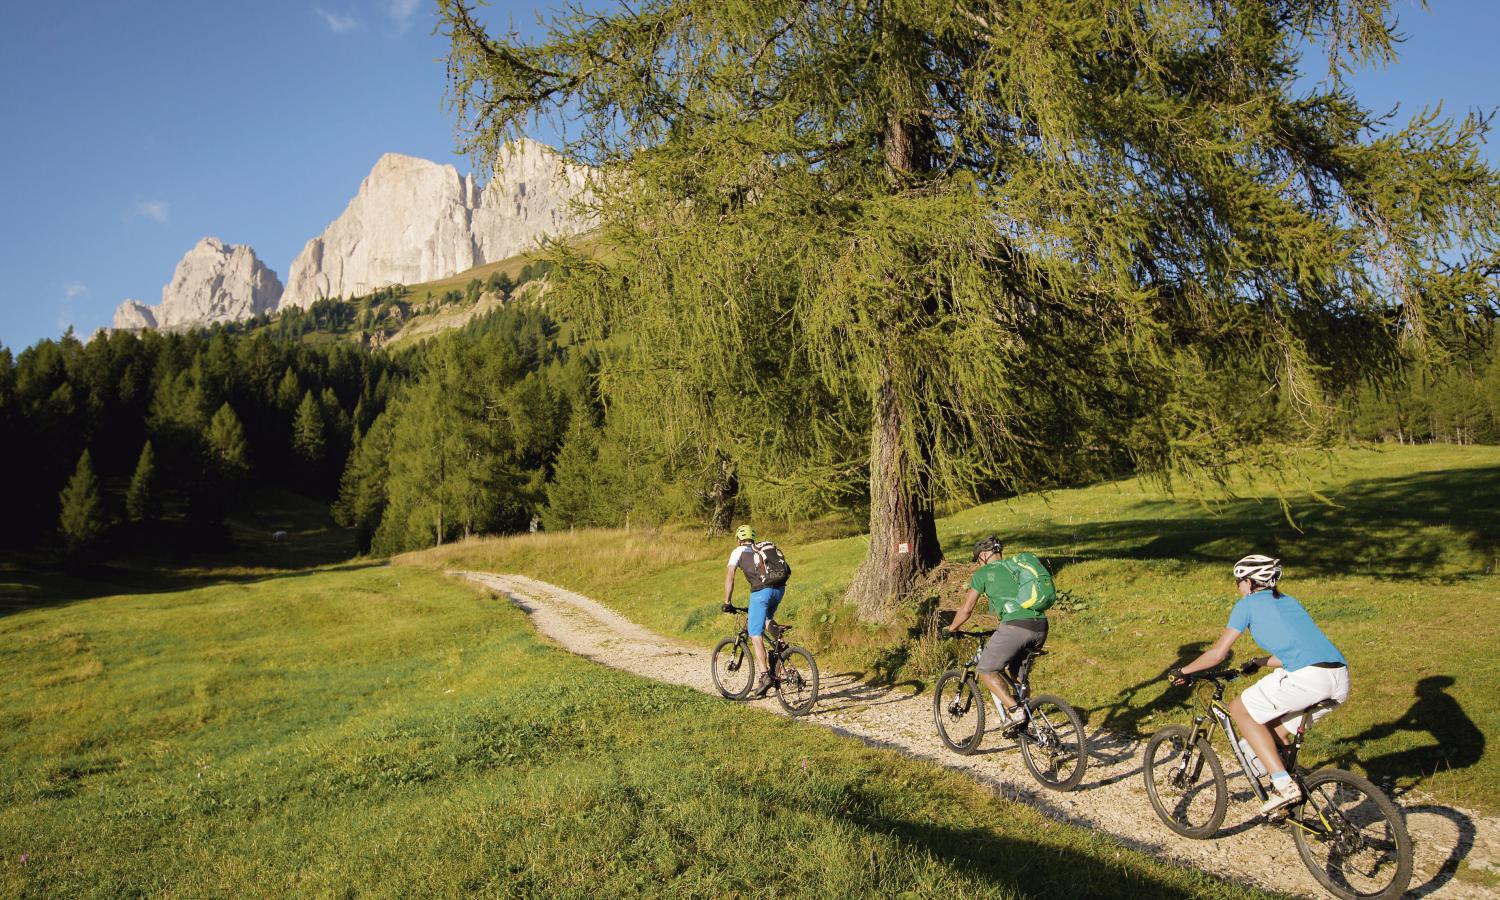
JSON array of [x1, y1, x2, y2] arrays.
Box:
[[977, 625, 1028, 712], [747, 587, 775, 676], [762, 586, 785, 634], [1235, 666, 1346, 778]]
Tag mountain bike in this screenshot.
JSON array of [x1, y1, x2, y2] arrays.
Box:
[[1142, 665, 1412, 900], [711, 605, 819, 716], [933, 630, 1088, 791]]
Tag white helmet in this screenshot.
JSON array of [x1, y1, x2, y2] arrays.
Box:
[[1233, 554, 1282, 587]]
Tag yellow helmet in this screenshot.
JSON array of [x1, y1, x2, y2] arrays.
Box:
[[735, 525, 755, 542]]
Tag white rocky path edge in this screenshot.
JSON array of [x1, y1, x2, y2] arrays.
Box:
[[455, 571, 1495, 899]]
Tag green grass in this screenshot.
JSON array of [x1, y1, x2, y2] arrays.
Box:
[[0, 565, 1255, 897], [412, 444, 1500, 812]]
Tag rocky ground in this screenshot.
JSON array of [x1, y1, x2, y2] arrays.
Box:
[[458, 571, 1497, 898]]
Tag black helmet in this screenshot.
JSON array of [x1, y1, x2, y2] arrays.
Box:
[[972, 535, 1004, 562]]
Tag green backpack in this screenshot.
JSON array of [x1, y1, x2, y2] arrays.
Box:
[[996, 552, 1057, 616]]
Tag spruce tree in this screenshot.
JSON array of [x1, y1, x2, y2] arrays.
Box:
[[443, 0, 1500, 618], [292, 390, 326, 464], [205, 402, 252, 479], [58, 449, 105, 552], [126, 441, 161, 524]]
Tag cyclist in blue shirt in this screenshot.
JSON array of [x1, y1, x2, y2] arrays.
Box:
[[1172, 555, 1349, 815]]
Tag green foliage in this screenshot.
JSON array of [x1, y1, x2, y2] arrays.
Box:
[[125, 441, 160, 524], [369, 306, 569, 553], [0, 322, 399, 555], [333, 414, 393, 553], [205, 402, 252, 479], [542, 406, 604, 530], [292, 390, 326, 464], [443, 0, 1500, 613], [57, 449, 105, 552]]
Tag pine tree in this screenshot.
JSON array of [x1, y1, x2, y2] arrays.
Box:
[[443, 0, 1500, 619], [543, 406, 603, 530], [126, 441, 161, 523], [276, 368, 302, 413], [205, 402, 252, 478], [58, 449, 105, 552], [292, 390, 326, 464]]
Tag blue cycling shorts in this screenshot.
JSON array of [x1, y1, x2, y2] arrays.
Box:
[[747, 586, 785, 638]]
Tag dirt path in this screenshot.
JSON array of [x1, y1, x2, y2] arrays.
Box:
[[457, 571, 1496, 899]]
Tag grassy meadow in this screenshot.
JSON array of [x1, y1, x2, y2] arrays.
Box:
[[411, 444, 1500, 812], [0, 565, 1258, 898]]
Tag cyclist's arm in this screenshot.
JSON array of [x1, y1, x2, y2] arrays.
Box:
[[723, 566, 737, 606], [1262, 654, 1283, 669], [948, 587, 982, 633], [1180, 627, 1240, 676]]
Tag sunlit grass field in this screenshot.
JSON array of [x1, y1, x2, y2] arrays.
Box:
[[0, 566, 1258, 897], [413, 444, 1500, 812]]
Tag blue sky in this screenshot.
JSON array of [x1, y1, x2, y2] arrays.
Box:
[[0, 0, 1496, 350]]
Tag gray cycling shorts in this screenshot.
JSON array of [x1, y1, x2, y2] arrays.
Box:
[[978, 620, 1048, 677]]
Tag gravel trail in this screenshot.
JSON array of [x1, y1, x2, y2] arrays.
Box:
[[457, 570, 1496, 899]]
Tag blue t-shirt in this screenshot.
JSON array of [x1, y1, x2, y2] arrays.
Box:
[[1227, 590, 1345, 671]]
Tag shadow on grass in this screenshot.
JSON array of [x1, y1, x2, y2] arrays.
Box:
[[1331, 676, 1486, 792], [0, 558, 374, 619], [942, 465, 1500, 579], [834, 786, 1242, 898]]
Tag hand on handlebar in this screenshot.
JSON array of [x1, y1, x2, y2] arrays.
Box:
[[722, 602, 736, 613], [1167, 666, 1189, 686], [939, 627, 953, 640], [1239, 656, 1267, 676]]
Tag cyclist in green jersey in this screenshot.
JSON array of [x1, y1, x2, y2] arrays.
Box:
[[945, 536, 1050, 733]]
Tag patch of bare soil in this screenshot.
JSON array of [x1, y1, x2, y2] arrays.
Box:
[[457, 571, 1497, 899]]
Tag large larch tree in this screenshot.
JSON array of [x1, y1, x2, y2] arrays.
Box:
[[442, 0, 1500, 619]]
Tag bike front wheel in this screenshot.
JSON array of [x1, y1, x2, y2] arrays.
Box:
[[774, 646, 819, 716], [932, 670, 985, 755], [1290, 768, 1413, 900], [1142, 724, 1227, 839], [1018, 694, 1088, 791], [711, 636, 754, 699]]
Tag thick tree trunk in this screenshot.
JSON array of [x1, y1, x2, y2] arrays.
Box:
[[705, 452, 738, 536], [843, 102, 944, 621], [845, 371, 943, 621]]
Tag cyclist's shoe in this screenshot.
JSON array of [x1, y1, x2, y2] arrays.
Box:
[[999, 705, 1028, 735], [750, 673, 774, 698], [1259, 780, 1303, 816]]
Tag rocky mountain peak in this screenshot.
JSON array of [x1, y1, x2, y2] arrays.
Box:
[[279, 140, 592, 310], [111, 237, 282, 331]]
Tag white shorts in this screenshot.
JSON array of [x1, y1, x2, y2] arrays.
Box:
[[1240, 665, 1349, 732]]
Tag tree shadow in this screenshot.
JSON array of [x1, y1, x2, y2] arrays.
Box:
[[1331, 676, 1486, 793], [828, 782, 1242, 898], [1093, 642, 1209, 736], [943, 465, 1500, 580]]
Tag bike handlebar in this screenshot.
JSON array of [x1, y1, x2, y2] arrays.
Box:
[[722, 603, 746, 614], [943, 629, 995, 640]]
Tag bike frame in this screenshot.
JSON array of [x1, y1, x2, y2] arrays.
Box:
[[958, 632, 1038, 710], [1184, 672, 1339, 836]]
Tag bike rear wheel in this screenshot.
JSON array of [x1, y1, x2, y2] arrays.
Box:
[[774, 646, 819, 716], [711, 636, 754, 699], [1142, 725, 1227, 838], [932, 670, 985, 755], [1290, 768, 1413, 900], [1019, 694, 1088, 791]]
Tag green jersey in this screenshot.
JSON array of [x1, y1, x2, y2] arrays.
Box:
[[969, 558, 1047, 622]]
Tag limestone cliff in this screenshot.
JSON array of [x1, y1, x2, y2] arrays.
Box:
[[279, 140, 591, 309], [111, 237, 282, 331]]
